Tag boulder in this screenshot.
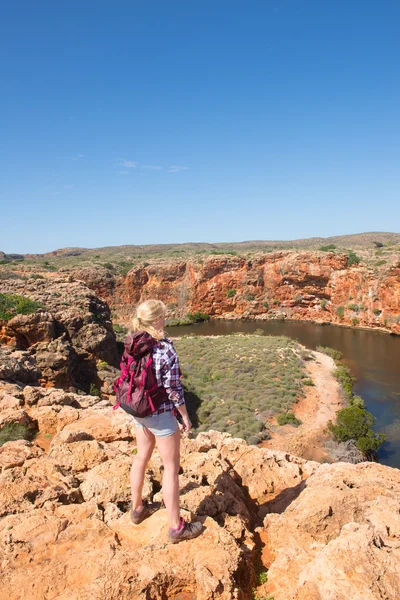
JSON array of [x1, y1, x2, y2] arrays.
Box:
[[0, 347, 40, 384], [260, 461, 400, 600], [5, 311, 56, 346], [0, 440, 44, 472], [48, 440, 109, 472]]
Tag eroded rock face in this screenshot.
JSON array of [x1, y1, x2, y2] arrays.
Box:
[[0, 278, 119, 389], [75, 252, 400, 334], [0, 278, 118, 361]]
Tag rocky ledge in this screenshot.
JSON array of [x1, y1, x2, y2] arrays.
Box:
[[0, 378, 399, 600]]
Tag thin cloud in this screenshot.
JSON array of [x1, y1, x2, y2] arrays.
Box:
[[72, 153, 84, 160], [167, 165, 189, 173], [64, 185, 74, 189], [142, 165, 162, 170], [118, 170, 129, 175], [120, 160, 138, 168]]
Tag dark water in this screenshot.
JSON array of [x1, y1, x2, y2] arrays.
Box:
[[169, 320, 400, 469]]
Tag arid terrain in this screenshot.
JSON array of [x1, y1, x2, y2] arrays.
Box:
[[1, 237, 400, 598]]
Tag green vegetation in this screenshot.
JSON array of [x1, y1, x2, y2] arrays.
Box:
[[347, 303, 359, 312], [320, 298, 327, 309], [352, 317, 359, 326], [333, 364, 355, 400], [347, 250, 361, 266], [316, 346, 343, 361], [167, 312, 210, 327], [336, 305, 345, 318], [0, 423, 35, 446], [226, 289, 237, 298], [118, 261, 135, 276], [174, 335, 308, 444], [30, 273, 45, 279], [372, 308, 381, 316], [89, 383, 101, 398], [258, 572, 268, 585], [0, 293, 42, 321], [263, 301, 269, 309], [113, 323, 128, 335], [318, 347, 385, 458], [210, 250, 238, 256], [276, 412, 301, 427], [327, 402, 385, 456], [247, 293, 255, 301], [319, 244, 336, 251]]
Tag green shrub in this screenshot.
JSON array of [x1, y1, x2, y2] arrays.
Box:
[[89, 383, 101, 398], [316, 346, 343, 361], [187, 312, 210, 323], [277, 412, 301, 427], [372, 308, 381, 316], [263, 301, 269, 309], [319, 244, 336, 251], [375, 260, 387, 267], [352, 317, 359, 326], [327, 405, 385, 456], [347, 251, 361, 266], [247, 294, 255, 301], [0, 294, 42, 321], [30, 274, 45, 280], [226, 289, 237, 298], [320, 298, 327, 309], [373, 241, 384, 248], [119, 262, 134, 276], [348, 304, 359, 312], [0, 423, 35, 446], [336, 305, 345, 318], [302, 378, 314, 386], [334, 365, 355, 399]]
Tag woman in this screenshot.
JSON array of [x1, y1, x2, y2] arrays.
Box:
[[128, 299, 202, 543]]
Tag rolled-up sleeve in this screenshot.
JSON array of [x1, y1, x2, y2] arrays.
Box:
[[160, 347, 185, 407]]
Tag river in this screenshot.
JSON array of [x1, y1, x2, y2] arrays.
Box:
[[169, 320, 400, 469]]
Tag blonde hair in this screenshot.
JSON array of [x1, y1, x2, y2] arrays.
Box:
[[131, 299, 167, 341]]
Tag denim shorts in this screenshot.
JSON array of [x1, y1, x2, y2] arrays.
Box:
[[133, 411, 179, 437]]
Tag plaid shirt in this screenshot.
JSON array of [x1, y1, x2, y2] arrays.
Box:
[[152, 337, 185, 415]]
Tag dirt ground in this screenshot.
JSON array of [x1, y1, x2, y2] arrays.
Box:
[[261, 351, 343, 462]]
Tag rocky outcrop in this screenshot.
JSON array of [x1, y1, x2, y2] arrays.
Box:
[[260, 461, 400, 600], [0, 278, 119, 390], [1, 371, 399, 600], [71, 252, 400, 334]]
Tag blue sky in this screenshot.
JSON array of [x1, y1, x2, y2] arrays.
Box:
[[1, 0, 399, 253]]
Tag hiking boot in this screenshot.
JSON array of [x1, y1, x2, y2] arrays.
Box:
[[130, 500, 161, 524], [168, 517, 203, 544]]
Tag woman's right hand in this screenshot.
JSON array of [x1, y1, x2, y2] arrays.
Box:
[[181, 414, 192, 433]]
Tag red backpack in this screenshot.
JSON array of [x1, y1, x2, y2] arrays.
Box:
[[113, 331, 168, 417]]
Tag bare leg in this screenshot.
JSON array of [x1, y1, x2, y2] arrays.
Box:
[[156, 430, 181, 529], [130, 425, 156, 511]]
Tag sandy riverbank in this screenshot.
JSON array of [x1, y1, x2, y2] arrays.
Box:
[[261, 350, 343, 462]]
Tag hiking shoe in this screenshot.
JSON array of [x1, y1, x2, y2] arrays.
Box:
[[130, 501, 161, 524], [168, 517, 203, 544]]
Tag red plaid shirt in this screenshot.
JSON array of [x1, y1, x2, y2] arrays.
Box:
[[152, 338, 185, 415]]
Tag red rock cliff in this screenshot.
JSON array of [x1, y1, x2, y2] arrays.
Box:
[[74, 252, 400, 334]]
